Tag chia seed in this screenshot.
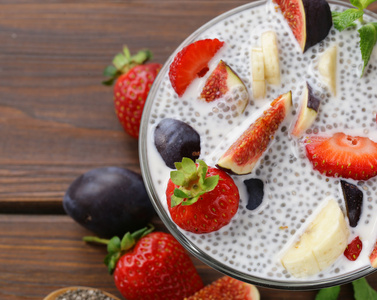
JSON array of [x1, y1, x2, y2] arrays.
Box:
[[55, 288, 117, 300]]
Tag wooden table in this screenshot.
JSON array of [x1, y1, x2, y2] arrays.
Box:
[[1, 1, 377, 299]]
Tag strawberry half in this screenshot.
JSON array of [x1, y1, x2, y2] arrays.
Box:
[[169, 39, 225, 97], [166, 158, 239, 234], [185, 276, 260, 300], [84, 225, 203, 300], [305, 133, 377, 180]]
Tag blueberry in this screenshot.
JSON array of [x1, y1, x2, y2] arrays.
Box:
[[154, 118, 201, 169], [63, 167, 155, 238], [244, 178, 264, 210]]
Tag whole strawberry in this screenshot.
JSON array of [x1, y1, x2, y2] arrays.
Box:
[[84, 225, 203, 300], [103, 47, 162, 138], [166, 158, 239, 234]]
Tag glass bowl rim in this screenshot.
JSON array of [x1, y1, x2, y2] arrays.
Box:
[[139, 0, 377, 290]]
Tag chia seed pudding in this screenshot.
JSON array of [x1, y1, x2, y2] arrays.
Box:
[[141, 0, 377, 285]]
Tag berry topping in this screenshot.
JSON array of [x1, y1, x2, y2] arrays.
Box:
[[344, 236, 363, 261], [166, 158, 239, 233], [305, 133, 377, 180], [169, 39, 225, 96]]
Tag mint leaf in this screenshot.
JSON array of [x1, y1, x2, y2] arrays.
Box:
[[315, 285, 340, 300], [350, 0, 363, 9], [359, 0, 377, 9], [332, 9, 364, 31], [358, 23, 377, 74], [353, 277, 377, 300]]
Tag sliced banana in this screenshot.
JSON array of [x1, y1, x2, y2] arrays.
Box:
[[251, 48, 266, 99], [281, 199, 349, 278], [318, 45, 337, 95], [261, 31, 281, 85]]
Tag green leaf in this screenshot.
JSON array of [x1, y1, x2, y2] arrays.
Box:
[[174, 162, 183, 170], [359, 0, 377, 9], [174, 188, 188, 199], [170, 170, 185, 186], [171, 194, 184, 207], [102, 77, 116, 86], [203, 175, 220, 192], [332, 9, 364, 31], [103, 65, 118, 77], [353, 277, 377, 300], [181, 157, 197, 175], [181, 195, 200, 206], [358, 23, 377, 74], [105, 253, 121, 274], [350, 0, 363, 9], [107, 236, 121, 254], [196, 159, 208, 183], [112, 53, 128, 70], [315, 286, 340, 300], [120, 232, 135, 251]]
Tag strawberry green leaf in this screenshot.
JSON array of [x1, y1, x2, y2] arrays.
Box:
[[203, 175, 220, 192], [171, 194, 184, 207], [103, 65, 119, 77], [182, 157, 197, 175], [353, 277, 377, 300], [197, 159, 208, 183], [182, 195, 200, 206], [107, 236, 121, 254], [120, 232, 135, 251], [332, 9, 364, 31], [174, 162, 183, 170], [315, 285, 340, 300], [105, 252, 121, 274], [170, 170, 186, 186], [174, 188, 188, 198], [358, 23, 377, 74], [113, 53, 129, 70]]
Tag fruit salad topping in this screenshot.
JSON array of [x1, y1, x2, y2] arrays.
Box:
[[305, 133, 377, 180], [344, 236, 363, 261], [166, 158, 239, 234], [169, 39, 225, 97]]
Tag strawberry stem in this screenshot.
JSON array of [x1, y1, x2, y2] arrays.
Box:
[[102, 46, 153, 86], [83, 224, 155, 274]]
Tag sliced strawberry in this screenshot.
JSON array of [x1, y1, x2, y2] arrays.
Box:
[[217, 91, 292, 175], [344, 236, 363, 261], [305, 133, 377, 180], [370, 240, 377, 268], [169, 39, 225, 96], [185, 276, 260, 300]]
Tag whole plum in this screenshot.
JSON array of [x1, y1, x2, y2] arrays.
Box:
[[154, 118, 201, 169], [63, 167, 155, 238]]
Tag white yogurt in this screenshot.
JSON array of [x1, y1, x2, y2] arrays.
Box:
[[145, 0, 377, 281]]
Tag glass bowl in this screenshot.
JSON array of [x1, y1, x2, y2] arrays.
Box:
[[139, 0, 377, 290]]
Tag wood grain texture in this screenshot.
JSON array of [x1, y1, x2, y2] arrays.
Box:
[[3, 214, 376, 300]]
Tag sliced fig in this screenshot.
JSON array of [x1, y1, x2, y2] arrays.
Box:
[[154, 118, 201, 169], [291, 82, 320, 137], [244, 178, 264, 210], [200, 60, 249, 114], [217, 91, 292, 175], [340, 180, 363, 228], [274, 0, 332, 52]]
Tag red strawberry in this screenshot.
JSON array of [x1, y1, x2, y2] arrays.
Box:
[[305, 133, 377, 180], [103, 47, 162, 138], [185, 276, 260, 300], [166, 158, 239, 234], [344, 236, 363, 261], [169, 39, 225, 97], [84, 226, 203, 300], [369, 239, 377, 268]]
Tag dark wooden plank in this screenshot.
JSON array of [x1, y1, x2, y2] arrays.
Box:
[[0, 0, 255, 211], [1, 214, 377, 300]]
